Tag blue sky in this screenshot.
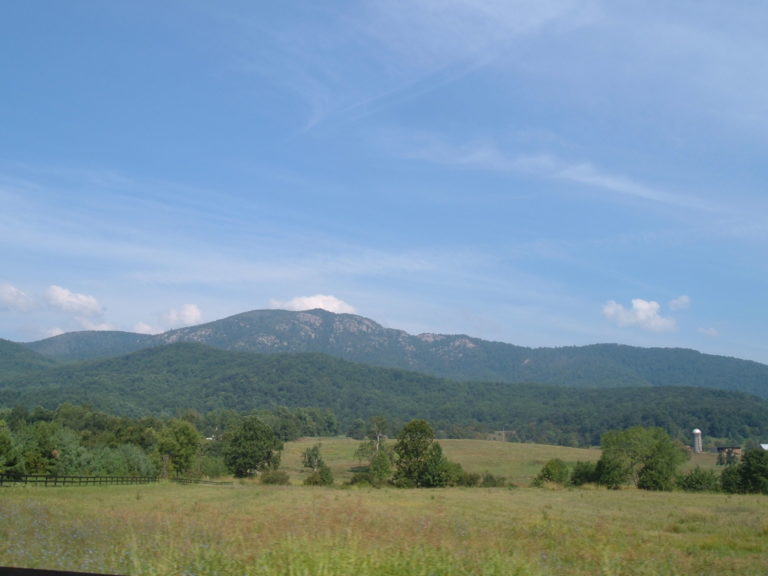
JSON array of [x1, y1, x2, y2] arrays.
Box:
[[2, 1, 768, 364]]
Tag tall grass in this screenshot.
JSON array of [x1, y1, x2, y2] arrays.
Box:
[[2, 482, 767, 575], [0, 439, 760, 575]]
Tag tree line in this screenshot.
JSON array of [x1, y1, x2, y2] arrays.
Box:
[[0, 403, 503, 488], [4, 402, 768, 494], [533, 425, 768, 495], [0, 403, 337, 479]]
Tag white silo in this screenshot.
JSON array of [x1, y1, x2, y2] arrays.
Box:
[[692, 428, 703, 453]]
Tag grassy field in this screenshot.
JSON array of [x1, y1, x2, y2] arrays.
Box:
[[1, 439, 763, 576], [282, 436, 604, 486]]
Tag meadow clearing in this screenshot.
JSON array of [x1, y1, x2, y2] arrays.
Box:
[[1, 438, 766, 576]]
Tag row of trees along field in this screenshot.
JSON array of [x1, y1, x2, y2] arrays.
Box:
[[532, 426, 768, 494], [3, 403, 768, 493], [0, 403, 491, 488], [0, 403, 337, 478]]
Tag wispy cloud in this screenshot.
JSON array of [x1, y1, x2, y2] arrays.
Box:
[[232, 0, 596, 131], [45, 285, 114, 332], [399, 136, 722, 213], [77, 317, 116, 331], [359, 0, 593, 69], [46, 285, 103, 316], [0, 283, 34, 311], [668, 295, 691, 311]]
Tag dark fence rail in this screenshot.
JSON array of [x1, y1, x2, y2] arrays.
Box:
[[0, 474, 158, 487], [172, 476, 233, 486], [0, 567, 124, 576]]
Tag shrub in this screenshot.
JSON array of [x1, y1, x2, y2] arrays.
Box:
[[480, 472, 507, 487], [720, 465, 742, 493], [260, 470, 290, 485], [304, 463, 334, 486], [570, 461, 598, 486], [533, 458, 570, 487], [457, 471, 481, 487], [348, 470, 375, 487], [677, 466, 720, 492]]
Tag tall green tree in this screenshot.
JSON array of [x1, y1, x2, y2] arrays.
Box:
[[223, 416, 282, 478], [393, 419, 453, 488], [597, 426, 686, 490], [725, 448, 768, 494], [0, 420, 24, 475], [157, 419, 201, 476]]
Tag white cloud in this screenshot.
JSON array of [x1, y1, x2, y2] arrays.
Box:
[[669, 295, 691, 311], [46, 285, 103, 316], [602, 298, 677, 332], [162, 304, 203, 329], [0, 283, 34, 311], [135, 304, 203, 334], [133, 321, 157, 335], [270, 294, 357, 314], [699, 327, 719, 337]]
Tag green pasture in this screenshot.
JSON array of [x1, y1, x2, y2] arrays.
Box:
[[1, 439, 762, 576], [282, 436, 603, 485]]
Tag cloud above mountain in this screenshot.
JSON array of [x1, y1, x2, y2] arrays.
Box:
[[602, 298, 677, 332], [46, 285, 103, 316], [0, 283, 33, 311], [270, 294, 357, 314], [134, 304, 203, 334]]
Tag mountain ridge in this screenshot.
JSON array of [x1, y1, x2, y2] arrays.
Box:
[[4, 341, 768, 445], [17, 308, 768, 397]]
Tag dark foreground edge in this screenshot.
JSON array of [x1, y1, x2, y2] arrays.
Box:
[[0, 568, 124, 576]]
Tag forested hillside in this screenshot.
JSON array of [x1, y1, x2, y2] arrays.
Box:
[[21, 309, 768, 397], [0, 339, 57, 375], [23, 330, 155, 362], [2, 342, 767, 446]]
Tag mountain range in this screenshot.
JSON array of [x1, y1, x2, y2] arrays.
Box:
[[3, 308, 768, 445], [18, 308, 768, 397]]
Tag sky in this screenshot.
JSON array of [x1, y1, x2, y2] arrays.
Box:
[[1, 1, 768, 364]]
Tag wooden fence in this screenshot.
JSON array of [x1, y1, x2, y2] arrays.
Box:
[[0, 474, 158, 487], [171, 476, 233, 486], [0, 474, 237, 487], [0, 567, 124, 576]]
